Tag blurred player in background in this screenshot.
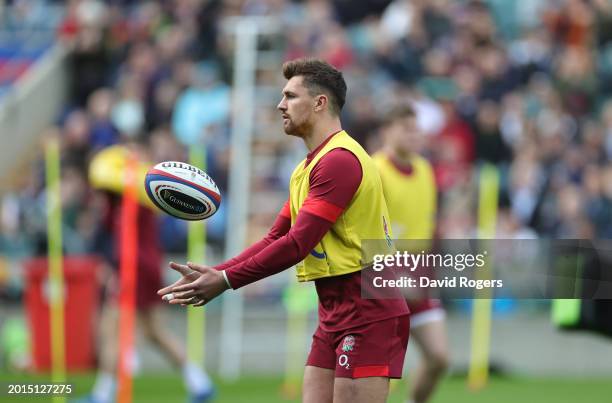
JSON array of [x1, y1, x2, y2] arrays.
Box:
[[373, 105, 449, 403], [159, 58, 410, 403], [80, 143, 214, 403]]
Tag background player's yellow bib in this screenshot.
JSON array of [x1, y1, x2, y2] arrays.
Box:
[[289, 131, 394, 282], [373, 152, 437, 251]]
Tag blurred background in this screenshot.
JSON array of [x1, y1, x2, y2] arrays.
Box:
[[1, 0, 612, 402]]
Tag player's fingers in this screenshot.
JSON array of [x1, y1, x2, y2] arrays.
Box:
[[172, 295, 205, 305], [157, 276, 186, 294], [171, 282, 199, 293], [169, 261, 193, 276], [173, 290, 197, 299], [157, 284, 176, 295], [186, 262, 209, 274], [193, 298, 207, 307], [168, 297, 196, 305]]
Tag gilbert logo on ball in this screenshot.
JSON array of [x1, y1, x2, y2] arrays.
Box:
[[145, 161, 221, 221]]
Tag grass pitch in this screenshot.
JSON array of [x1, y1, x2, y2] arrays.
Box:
[[0, 372, 610, 402]]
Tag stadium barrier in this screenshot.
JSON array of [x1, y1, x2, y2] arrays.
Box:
[[0, 43, 69, 189]]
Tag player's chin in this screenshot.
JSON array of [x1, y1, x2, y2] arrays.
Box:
[[282, 123, 298, 136], [285, 121, 308, 136]]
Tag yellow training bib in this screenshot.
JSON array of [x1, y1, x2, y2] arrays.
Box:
[[289, 131, 394, 282], [373, 152, 436, 251]]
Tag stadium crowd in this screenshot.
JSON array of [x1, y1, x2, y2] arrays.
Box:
[[2, 0, 612, 298]]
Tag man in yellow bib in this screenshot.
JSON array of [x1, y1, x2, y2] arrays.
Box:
[[373, 105, 449, 403], [158, 58, 410, 403]]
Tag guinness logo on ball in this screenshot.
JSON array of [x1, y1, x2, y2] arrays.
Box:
[[162, 189, 206, 213]]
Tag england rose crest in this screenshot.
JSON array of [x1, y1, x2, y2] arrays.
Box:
[[342, 335, 355, 352]]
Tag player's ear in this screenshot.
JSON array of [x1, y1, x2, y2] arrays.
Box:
[[313, 95, 327, 112]]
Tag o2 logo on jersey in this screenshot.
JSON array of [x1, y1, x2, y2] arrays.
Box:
[[338, 354, 350, 369]]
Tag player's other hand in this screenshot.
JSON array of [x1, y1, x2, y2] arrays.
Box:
[[158, 261, 229, 307]]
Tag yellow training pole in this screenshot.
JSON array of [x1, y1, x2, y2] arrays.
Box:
[[468, 164, 499, 390], [45, 137, 66, 403], [187, 147, 206, 368]]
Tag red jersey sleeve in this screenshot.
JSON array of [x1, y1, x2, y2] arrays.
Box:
[[213, 201, 291, 271], [279, 199, 291, 218]]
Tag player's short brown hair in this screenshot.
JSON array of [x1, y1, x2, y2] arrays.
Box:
[[383, 104, 416, 126], [282, 58, 347, 116]]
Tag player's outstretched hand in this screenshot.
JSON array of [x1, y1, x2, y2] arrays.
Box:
[[158, 262, 229, 307], [157, 261, 200, 296]]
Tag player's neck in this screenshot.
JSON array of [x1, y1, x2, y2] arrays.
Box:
[[303, 118, 342, 152]]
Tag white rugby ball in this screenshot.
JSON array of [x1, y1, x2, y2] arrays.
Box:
[[144, 161, 221, 221]]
